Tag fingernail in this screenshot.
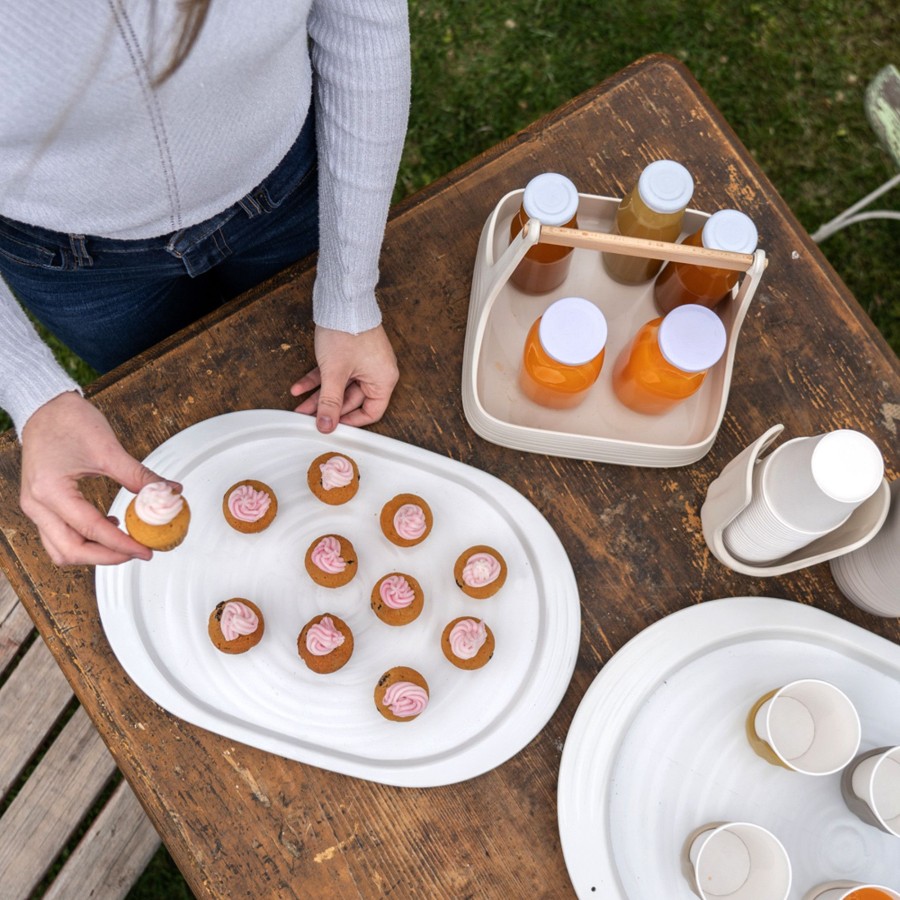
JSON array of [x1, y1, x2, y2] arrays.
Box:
[[317, 416, 333, 432]]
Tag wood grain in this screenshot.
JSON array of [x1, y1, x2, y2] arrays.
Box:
[[0, 54, 897, 898]]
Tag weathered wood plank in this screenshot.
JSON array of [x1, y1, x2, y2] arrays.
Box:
[[44, 779, 161, 900], [0, 596, 35, 680], [0, 706, 117, 900], [0, 636, 73, 798]]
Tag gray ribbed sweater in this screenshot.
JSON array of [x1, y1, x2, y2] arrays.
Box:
[[0, 0, 410, 433]]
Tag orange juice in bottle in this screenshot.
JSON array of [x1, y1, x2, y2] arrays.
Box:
[[844, 890, 898, 900], [520, 297, 608, 409], [612, 304, 726, 415], [509, 173, 579, 294], [603, 159, 694, 285], [654, 209, 758, 314]]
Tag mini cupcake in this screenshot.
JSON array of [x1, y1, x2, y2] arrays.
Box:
[[370, 572, 424, 626], [222, 479, 278, 533], [304, 534, 357, 587], [374, 666, 430, 722], [297, 613, 354, 673], [441, 617, 495, 670], [454, 545, 507, 599], [307, 452, 360, 505], [125, 482, 191, 551], [380, 494, 433, 547], [208, 598, 265, 654]]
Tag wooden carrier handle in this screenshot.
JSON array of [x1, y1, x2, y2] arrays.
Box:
[[534, 222, 756, 272]]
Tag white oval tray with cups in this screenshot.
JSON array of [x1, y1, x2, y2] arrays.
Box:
[[461, 190, 768, 466], [96, 410, 580, 787]]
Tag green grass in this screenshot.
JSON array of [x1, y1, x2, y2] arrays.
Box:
[[0, 2, 893, 895]]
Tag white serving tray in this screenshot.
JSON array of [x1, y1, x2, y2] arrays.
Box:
[[558, 597, 900, 898], [701, 425, 891, 577], [96, 410, 580, 787], [462, 190, 768, 466]]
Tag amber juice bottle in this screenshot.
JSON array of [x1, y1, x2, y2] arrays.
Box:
[[654, 209, 758, 314], [520, 296, 608, 409], [612, 304, 726, 415], [602, 159, 694, 285], [509, 173, 579, 294]]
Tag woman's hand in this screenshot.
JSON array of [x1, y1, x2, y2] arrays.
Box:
[[291, 324, 399, 432], [20, 392, 171, 566]]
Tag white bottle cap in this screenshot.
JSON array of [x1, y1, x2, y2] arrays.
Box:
[[522, 173, 579, 225], [701, 209, 759, 254], [538, 297, 608, 366], [637, 160, 694, 214], [811, 430, 884, 503], [657, 304, 726, 373]]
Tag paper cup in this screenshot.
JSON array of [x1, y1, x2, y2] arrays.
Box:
[[842, 746, 900, 837], [687, 822, 791, 900], [747, 679, 861, 775], [804, 883, 900, 900], [830, 479, 900, 616]]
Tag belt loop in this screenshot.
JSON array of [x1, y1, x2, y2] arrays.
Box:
[[68, 234, 94, 268]]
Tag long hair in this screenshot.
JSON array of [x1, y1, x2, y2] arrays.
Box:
[[153, 0, 212, 86]]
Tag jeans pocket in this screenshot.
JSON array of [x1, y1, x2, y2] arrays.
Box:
[[0, 218, 66, 270]]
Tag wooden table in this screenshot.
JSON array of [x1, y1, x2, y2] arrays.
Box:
[[1, 54, 898, 898]]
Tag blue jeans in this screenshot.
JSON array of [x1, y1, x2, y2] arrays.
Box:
[[0, 113, 318, 373]]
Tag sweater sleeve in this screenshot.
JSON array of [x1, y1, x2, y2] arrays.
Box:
[[0, 277, 81, 436], [307, 0, 410, 334]]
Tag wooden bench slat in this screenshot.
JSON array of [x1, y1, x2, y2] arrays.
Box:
[[0, 599, 35, 680], [44, 779, 161, 900], [0, 706, 117, 899], [0, 636, 73, 797], [0, 571, 18, 619]]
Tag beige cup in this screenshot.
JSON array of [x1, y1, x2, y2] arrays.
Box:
[[687, 821, 791, 900], [746, 679, 861, 775], [841, 746, 900, 837]]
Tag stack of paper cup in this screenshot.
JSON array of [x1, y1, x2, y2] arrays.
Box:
[[723, 430, 884, 564], [830, 479, 900, 616]]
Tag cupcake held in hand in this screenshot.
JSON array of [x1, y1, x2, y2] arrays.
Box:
[[297, 613, 354, 674], [208, 598, 265, 654], [307, 453, 360, 505], [125, 482, 191, 551], [223, 480, 278, 533]]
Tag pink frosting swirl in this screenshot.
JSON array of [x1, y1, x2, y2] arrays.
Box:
[[305, 616, 345, 656], [134, 482, 183, 526], [382, 681, 428, 718], [393, 504, 426, 541], [311, 536, 346, 573], [220, 601, 259, 642], [228, 483, 271, 522], [320, 456, 354, 490], [379, 575, 415, 609], [449, 619, 487, 660], [463, 552, 501, 588]]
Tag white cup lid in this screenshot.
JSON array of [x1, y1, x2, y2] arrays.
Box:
[[637, 160, 694, 213], [811, 430, 884, 503], [657, 305, 727, 372], [538, 297, 608, 366], [701, 209, 759, 254], [522, 173, 579, 225]]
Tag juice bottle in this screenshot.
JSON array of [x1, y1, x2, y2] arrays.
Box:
[[509, 173, 579, 294], [653, 209, 758, 314], [520, 296, 608, 409], [612, 304, 726, 415], [602, 159, 694, 285]]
